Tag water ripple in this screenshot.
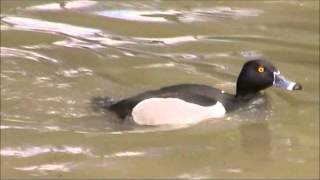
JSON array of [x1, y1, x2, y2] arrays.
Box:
[[0, 125, 67, 132], [1, 16, 137, 52], [27, 0, 97, 11], [136, 36, 199, 45], [2, 16, 257, 62], [104, 151, 144, 158], [95, 10, 176, 23], [2, 16, 100, 37], [53, 38, 105, 49], [15, 163, 71, 174], [56, 67, 93, 78], [95, 7, 263, 23], [0, 47, 59, 63], [1, 145, 93, 158]]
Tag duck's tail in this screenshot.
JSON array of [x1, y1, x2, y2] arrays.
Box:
[[91, 96, 115, 112]]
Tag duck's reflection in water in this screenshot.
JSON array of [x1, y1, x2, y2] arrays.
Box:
[[240, 121, 271, 160], [238, 96, 272, 161]]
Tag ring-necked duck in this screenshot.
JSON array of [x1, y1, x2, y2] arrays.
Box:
[[92, 59, 302, 125]]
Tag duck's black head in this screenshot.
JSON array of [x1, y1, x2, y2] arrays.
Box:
[[236, 59, 302, 98]]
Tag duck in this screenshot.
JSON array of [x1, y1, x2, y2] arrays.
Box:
[[92, 59, 302, 125]]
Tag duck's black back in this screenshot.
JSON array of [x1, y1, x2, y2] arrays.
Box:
[[106, 84, 238, 119]]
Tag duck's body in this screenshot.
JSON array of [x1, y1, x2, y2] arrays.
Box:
[[109, 84, 234, 119], [92, 59, 302, 125]]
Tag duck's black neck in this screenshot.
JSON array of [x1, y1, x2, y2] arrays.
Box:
[[235, 81, 261, 100], [235, 91, 259, 100]]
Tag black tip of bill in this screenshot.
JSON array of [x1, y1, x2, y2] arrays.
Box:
[[273, 72, 302, 91], [292, 83, 303, 90]]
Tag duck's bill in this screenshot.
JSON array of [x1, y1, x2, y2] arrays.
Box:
[[273, 72, 302, 90]]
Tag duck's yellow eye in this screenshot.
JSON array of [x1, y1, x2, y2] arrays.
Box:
[[257, 67, 264, 73]]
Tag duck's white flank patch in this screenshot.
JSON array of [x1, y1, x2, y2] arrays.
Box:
[[132, 98, 226, 125]]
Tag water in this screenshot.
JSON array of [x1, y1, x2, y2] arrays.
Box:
[[1, 0, 319, 178]]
